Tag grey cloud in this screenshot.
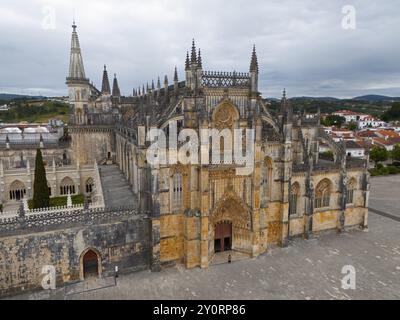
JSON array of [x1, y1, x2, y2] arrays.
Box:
[[0, 0, 399, 98]]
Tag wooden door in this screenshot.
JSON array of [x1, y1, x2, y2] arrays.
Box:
[[214, 222, 232, 252]]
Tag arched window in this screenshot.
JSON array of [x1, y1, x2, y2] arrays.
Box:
[[60, 177, 76, 195], [172, 173, 183, 211], [261, 157, 273, 207], [315, 179, 332, 209], [85, 178, 94, 194], [290, 183, 300, 215], [346, 178, 357, 205], [9, 180, 26, 200]]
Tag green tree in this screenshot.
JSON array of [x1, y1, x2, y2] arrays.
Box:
[[370, 146, 389, 166], [390, 144, 400, 162], [322, 115, 346, 128], [32, 149, 50, 209], [381, 102, 400, 122], [347, 122, 358, 131]]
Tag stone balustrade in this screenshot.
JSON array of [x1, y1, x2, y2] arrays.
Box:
[[0, 202, 144, 234]]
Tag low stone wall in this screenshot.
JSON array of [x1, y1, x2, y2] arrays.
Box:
[[0, 207, 152, 298]]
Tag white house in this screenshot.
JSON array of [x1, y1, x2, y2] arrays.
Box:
[[345, 141, 365, 158], [357, 117, 387, 129], [333, 110, 369, 123]]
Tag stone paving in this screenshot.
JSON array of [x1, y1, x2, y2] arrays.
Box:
[[7, 175, 400, 300], [369, 175, 400, 218]]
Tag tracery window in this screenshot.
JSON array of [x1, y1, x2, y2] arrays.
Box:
[[346, 178, 357, 205], [261, 157, 273, 206], [290, 183, 300, 215], [315, 179, 332, 209], [60, 177, 76, 195], [9, 180, 26, 200], [86, 178, 94, 194]]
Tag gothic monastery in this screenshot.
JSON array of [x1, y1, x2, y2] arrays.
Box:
[[0, 23, 369, 296], [66, 23, 369, 268]]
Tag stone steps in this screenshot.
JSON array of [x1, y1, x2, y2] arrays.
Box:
[[98, 165, 137, 209]]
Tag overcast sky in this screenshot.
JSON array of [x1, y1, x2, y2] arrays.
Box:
[[0, 0, 399, 98]]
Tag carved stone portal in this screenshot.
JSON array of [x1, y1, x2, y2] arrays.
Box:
[[209, 190, 252, 255], [212, 100, 239, 129]]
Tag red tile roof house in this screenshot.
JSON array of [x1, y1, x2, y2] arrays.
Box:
[[376, 129, 400, 139], [345, 140, 366, 158], [319, 140, 366, 159], [372, 137, 396, 151], [356, 130, 378, 138]]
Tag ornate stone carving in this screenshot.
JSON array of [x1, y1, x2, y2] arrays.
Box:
[[212, 100, 239, 129], [209, 169, 236, 180], [209, 190, 251, 229]]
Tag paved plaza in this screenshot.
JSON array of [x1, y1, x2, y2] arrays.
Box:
[[8, 176, 400, 300], [369, 175, 400, 219]]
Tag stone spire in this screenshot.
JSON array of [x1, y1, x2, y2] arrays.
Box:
[[112, 73, 121, 97], [156, 77, 161, 99], [67, 21, 88, 82], [280, 88, 287, 113], [101, 65, 111, 94], [185, 51, 190, 70], [164, 75, 169, 97], [250, 45, 259, 73], [249, 45, 259, 94], [173, 67, 179, 95], [191, 39, 197, 64], [197, 49, 203, 69], [281, 88, 293, 123], [174, 66, 178, 82]]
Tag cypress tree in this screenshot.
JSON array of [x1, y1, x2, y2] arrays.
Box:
[[32, 149, 50, 209]]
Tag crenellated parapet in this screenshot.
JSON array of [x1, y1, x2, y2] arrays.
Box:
[[202, 71, 251, 88], [0, 204, 144, 235]]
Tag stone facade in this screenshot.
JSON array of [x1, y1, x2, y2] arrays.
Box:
[[0, 23, 370, 297], [63, 25, 369, 269], [0, 207, 152, 297]]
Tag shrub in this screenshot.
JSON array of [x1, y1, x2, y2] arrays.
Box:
[[387, 166, 400, 174], [369, 168, 380, 176], [392, 161, 400, 167], [379, 167, 390, 175], [28, 194, 85, 209]]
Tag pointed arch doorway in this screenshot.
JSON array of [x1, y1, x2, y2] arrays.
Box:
[[214, 221, 232, 253], [81, 249, 100, 279]]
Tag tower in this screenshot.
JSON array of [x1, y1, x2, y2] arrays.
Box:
[[112, 74, 121, 97], [101, 65, 111, 95], [66, 22, 90, 125], [249, 45, 259, 96], [185, 40, 203, 94]]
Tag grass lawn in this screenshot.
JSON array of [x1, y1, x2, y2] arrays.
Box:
[[28, 194, 85, 209]]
